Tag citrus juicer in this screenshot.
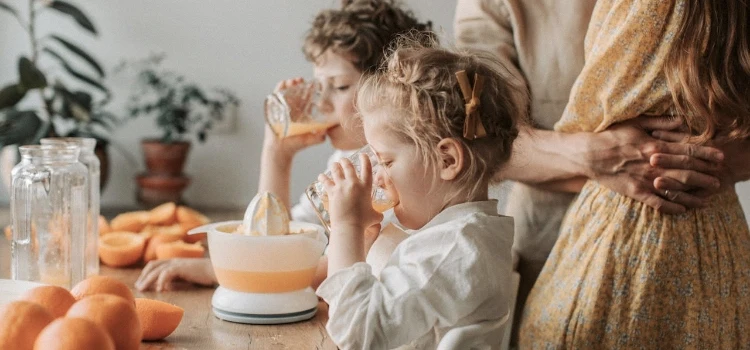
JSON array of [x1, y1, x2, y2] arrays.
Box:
[[188, 192, 327, 324]]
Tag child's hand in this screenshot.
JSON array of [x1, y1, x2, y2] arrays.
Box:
[[263, 77, 327, 157], [135, 258, 217, 292], [319, 155, 384, 232]]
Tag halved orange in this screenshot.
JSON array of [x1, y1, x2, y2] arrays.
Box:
[[98, 216, 111, 236], [176, 206, 210, 228], [143, 234, 184, 263], [148, 202, 177, 225], [155, 240, 206, 260], [98, 232, 146, 268], [135, 298, 184, 341], [109, 211, 150, 233]]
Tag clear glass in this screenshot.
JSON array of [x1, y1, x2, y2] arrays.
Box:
[[41, 137, 100, 277], [11, 145, 88, 288], [264, 79, 336, 138], [305, 144, 397, 232]]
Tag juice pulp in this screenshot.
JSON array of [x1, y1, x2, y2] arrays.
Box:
[[271, 122, 336, 138], [213, 266, 317, 293]]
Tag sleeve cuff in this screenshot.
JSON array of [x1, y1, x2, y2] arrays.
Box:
[[316, 262, 373, 304]]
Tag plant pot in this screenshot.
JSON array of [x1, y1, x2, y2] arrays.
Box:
[[141, 140, 191, 176], [136, 173, 191, 208]]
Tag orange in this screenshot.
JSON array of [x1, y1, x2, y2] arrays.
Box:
[[99, 215, 111, 235], [0, 301, 55, 350], [143, 233, 184, 263], [176, 205, 210, 228], [70, 276, 136, 305], [148, 202, 177, 225], [141, 223, 187, 237], [66, 294, 141, 350], [33, 317, 115, 350], [98, 232, 146, 267], [109, 211, 150, 232], [135, 298, 184, 341], [3, 225, 10, 240], [155, 240, 206, 260], [19, 285, 76, 319]]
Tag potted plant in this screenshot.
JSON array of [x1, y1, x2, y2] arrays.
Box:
[[117, 54, 240, 206], [0, 0, 129, 191]]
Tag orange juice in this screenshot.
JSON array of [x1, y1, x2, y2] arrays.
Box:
[[272, 122, 336, 138], [213, 266, 317, 293], [321, 195, 395, 213]]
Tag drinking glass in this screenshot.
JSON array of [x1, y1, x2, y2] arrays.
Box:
[[305, 145, 397, 231], [41, 137, 100, 278], [264, 79, 336, 138]]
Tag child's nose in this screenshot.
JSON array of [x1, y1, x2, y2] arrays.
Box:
[[374, 168, 388, 188]]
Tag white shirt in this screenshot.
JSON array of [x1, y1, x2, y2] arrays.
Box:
[[317, 200, 514, 350]]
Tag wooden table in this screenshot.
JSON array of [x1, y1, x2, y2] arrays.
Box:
[[0, 208, 338, 350]]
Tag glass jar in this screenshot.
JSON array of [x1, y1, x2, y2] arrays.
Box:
[[11, 145, 88, 288], [41, 137, 100, 277]]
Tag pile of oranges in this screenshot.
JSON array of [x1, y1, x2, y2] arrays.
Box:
[[0, 275, 184, 350], [99, 202, 210, 267]]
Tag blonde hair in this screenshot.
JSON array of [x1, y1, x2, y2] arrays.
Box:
[[303, 0, 434, 73], [357, 39, 528, 200]]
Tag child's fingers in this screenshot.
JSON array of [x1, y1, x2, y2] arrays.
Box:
[[155, 266, 180, 292], [359, 154, 372, 186], [340, 158, 358, 180], [135, 262, 169, 291], [318, 173, 335, 190], [331, 162, 345, 181]]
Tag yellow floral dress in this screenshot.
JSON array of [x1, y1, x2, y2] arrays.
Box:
[[519, 0, 750, 349]]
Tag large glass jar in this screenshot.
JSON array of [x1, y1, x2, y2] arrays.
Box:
[[11, 145, 88, 288], [41, 137, 100, 277]]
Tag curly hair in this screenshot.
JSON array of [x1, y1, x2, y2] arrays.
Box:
[[357, 38, 529, 201], [303, 0, 434, 73]]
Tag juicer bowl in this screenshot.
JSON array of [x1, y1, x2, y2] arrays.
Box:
[[201, 221, 327, 294]]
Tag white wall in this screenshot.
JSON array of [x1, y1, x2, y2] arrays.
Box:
[[0, 0, 457, 210], [1, 0, 749, 220]]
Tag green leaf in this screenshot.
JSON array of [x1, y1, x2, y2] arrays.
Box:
[[48, 34, 105, 77], [18, 57, 48, 89], [0, 110, 42, 145], [48, 1, 97, 35], [0, 2, 19, 18], [43, 48, 109, 95], [0, 84, 27, 109]]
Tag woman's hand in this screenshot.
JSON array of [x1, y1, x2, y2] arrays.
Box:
[[135, 258, 217, 292], [650, 131, 750, 196], [587, 116, 724, 214]]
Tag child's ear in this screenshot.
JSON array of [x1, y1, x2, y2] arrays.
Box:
[[436, 138, 465, 181]]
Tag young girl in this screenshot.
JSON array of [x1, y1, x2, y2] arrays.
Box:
[[135, 0, 433, 292], [317, 41, 525, 348]]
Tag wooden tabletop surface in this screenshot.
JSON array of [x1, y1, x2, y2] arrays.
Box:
[[0, 208, 338, 350]]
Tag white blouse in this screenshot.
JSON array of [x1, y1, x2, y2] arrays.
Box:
[[317, 200, 515, 349]]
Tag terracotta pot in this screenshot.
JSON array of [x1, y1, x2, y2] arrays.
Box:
[[141, 140, 191, 176], [136, 173, 191, 208]]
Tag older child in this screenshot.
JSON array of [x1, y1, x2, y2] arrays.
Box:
[[317, 40, 526, 348], [135, 0, 433, 292]]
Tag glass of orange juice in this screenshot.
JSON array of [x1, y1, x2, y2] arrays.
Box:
[[264, 79, 337, 138], [305, 145, 397, 231]]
